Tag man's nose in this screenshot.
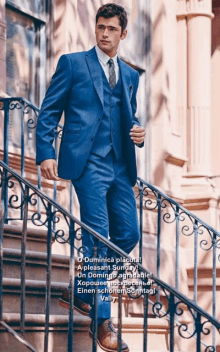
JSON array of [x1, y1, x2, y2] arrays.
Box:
[[103, 28, 109, 37]]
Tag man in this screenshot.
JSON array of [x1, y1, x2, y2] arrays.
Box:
[[36, 3, 145, 352]]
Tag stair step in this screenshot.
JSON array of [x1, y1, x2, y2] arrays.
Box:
[[0, 314, 173, 352], [3, 247, 70, 283], [3, 224, 52, 252], [2, 277, 158, 318], [2, 278, 68, 315], [0, 313, 90, 352]]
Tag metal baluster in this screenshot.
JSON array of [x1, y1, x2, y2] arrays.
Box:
[[175, 206, 180, 291], [36, 101, 42, 220], [193, 220, 198, 304], [20, 186, 29, 336], [117, 271, 123, 352], [37, 165, 41, 191], [156, 193, 162, 302], [3, 101, 9, 223], [139, 181, 144, 264], [3, 100, 9, 167], [0, 188, 4, 320], [143, 286, 149, 352], [20, 101, 25, 221], [21, 101, 25, 178], [169, 293, 175, 352], [44, 203, 53, 352], [92, 242, 98, 352], [53, 132, 58, 232], [195, 313, 201, 352], [52, 180, 57, 232], [69, 182, 74, 215], [68, 219, 75, 352], [37, 165, 41, 215], [212, 233, 216, 349]]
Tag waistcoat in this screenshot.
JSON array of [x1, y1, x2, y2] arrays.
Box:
[[91, 68, 123, 159]]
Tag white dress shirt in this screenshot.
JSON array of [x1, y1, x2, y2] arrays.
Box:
[[95, 45, 119, 83]]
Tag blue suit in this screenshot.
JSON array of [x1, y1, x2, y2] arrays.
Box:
[[36, 47, 142, 186], [36, 47, 143, 321]]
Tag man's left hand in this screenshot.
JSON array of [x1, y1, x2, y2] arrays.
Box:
[[129, 124, 145, 145]]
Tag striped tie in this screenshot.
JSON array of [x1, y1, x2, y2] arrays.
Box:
[[108, 58, 116, 90]]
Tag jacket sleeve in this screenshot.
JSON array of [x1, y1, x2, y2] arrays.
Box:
[[131, 71, 144, 148], [36, 54, 72, 165]]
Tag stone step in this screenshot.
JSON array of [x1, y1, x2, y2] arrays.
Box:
[[110, 293, 156, 318], [2, 278, 69, 315], [3, 224, 52, 252], [3, 247, 70, 283], [0, 313, 91, 352], [0, 314, 176, 352], [2, 276, 159, 319]]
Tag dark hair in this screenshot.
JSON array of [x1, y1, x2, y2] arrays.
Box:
[[96, 3, 128, 33]]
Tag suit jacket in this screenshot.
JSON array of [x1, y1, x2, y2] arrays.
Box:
[[36, 46, 143, 186]]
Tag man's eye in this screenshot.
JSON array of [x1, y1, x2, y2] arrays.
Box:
[[110, 28, 115, 31]]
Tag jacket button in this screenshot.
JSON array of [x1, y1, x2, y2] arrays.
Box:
[[91, 136, 94, 141]]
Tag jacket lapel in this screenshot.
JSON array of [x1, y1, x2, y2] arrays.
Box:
[[85, 47, 104, 107], [85, 48, 133, 116], [118, 58, 133, 119]]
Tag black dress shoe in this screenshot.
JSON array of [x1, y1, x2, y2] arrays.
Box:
[[59, 287, 91, 316], [89, 319, 129, 352]]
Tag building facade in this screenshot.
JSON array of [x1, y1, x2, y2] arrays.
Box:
[[1, 0, 220, 339]]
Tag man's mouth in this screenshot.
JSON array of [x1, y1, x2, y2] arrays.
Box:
[[101, 40, 110, 44]]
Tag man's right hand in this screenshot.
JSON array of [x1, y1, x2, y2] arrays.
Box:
[[40, 159, 60, 181]]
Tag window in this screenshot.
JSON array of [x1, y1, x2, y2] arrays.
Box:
[[7, 0, 46, 17], [6, 0, 47, 150], [6, 1, 46, 104]]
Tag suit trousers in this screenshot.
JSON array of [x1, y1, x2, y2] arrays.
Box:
[[72, 150, 140, 320]]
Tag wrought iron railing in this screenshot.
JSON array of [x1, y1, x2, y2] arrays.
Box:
[[0, 97, 74, 223], [1, 97, 220, 350], [0, 160, 220, 352], [136, 179, 220, 331]]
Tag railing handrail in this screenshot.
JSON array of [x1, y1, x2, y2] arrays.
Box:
[[0, 96, 64, 130], [1, 159, 220, 331], [0, 321, 38, 352], [138, 176, 220, 240], [0, 97, 40, 112]]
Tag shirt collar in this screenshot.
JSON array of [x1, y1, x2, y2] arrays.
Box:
[[95, 45, 118, 66]]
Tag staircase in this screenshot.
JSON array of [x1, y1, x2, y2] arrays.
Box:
[[0, 97, 220, 352], [0, 189, 174, 352]]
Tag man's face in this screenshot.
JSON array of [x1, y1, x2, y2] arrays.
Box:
[[95, 16, 127, 57]]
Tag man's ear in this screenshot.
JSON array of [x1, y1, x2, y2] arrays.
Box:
[[121, 29, 127, 40]]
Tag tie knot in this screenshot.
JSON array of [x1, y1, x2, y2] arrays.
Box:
[[108, 58, 114, 67]]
